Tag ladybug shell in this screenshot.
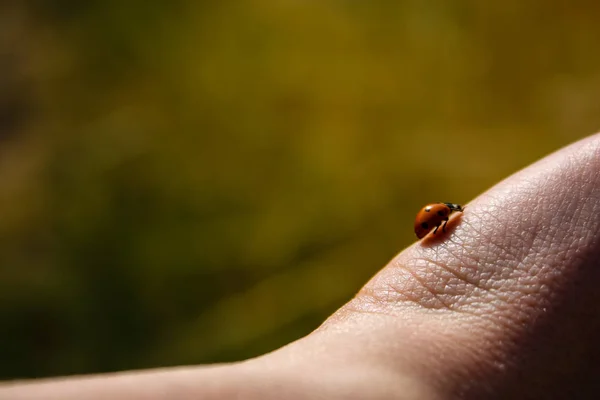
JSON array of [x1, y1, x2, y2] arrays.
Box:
[[414, 203, 452, 239]]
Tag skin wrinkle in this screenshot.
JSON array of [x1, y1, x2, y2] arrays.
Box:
[[471, 141, 600, 395], [356, 266, 490, 320], [402, 256, 477, 297], [355, 279, 442, 313], [482, 148, 594, 298], [362, 203, 539, 322], [336, 295, 497, 390], [411, 256, 511, 312], [347, 135, 600, 396], [454, 224, 517, 274], [524, 152, 600, 289], [394, 262, 456, 311], [430, 242, 510, 293], [363, 255, 514, 325], [419, 228, 520, 305], [414, 254, 489, 295], [460, 204, 533, 276]]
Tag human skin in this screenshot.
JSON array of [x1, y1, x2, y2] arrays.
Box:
[[3, 133, 600, 399]]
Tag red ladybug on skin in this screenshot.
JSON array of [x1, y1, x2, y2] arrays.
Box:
[[414, 203, 464, 239]]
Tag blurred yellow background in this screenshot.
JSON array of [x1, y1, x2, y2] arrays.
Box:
[[1, 1, 599, 379]]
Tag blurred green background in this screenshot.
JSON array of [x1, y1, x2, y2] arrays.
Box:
[[1, 1, 600, 379]]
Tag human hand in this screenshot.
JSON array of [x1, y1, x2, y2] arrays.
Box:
[[3, 133, 600, 399]]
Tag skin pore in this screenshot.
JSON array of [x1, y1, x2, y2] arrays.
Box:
[[3, 133, 600, 399]]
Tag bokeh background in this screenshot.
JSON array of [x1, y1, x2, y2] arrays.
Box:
[[2, 1, 600, 380]]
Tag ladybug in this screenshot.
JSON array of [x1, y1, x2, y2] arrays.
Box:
[[414, 203, 464, 239]]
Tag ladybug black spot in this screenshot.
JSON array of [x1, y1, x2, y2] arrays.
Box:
[[421, 222, 429, 229], [437, 211, 445, 216]]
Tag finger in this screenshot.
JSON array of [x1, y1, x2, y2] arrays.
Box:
[[328, 132, 600, 398]]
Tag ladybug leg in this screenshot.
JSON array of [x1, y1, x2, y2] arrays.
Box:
[[433, 223, 440, 234], [442, 218, 449, 232]]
